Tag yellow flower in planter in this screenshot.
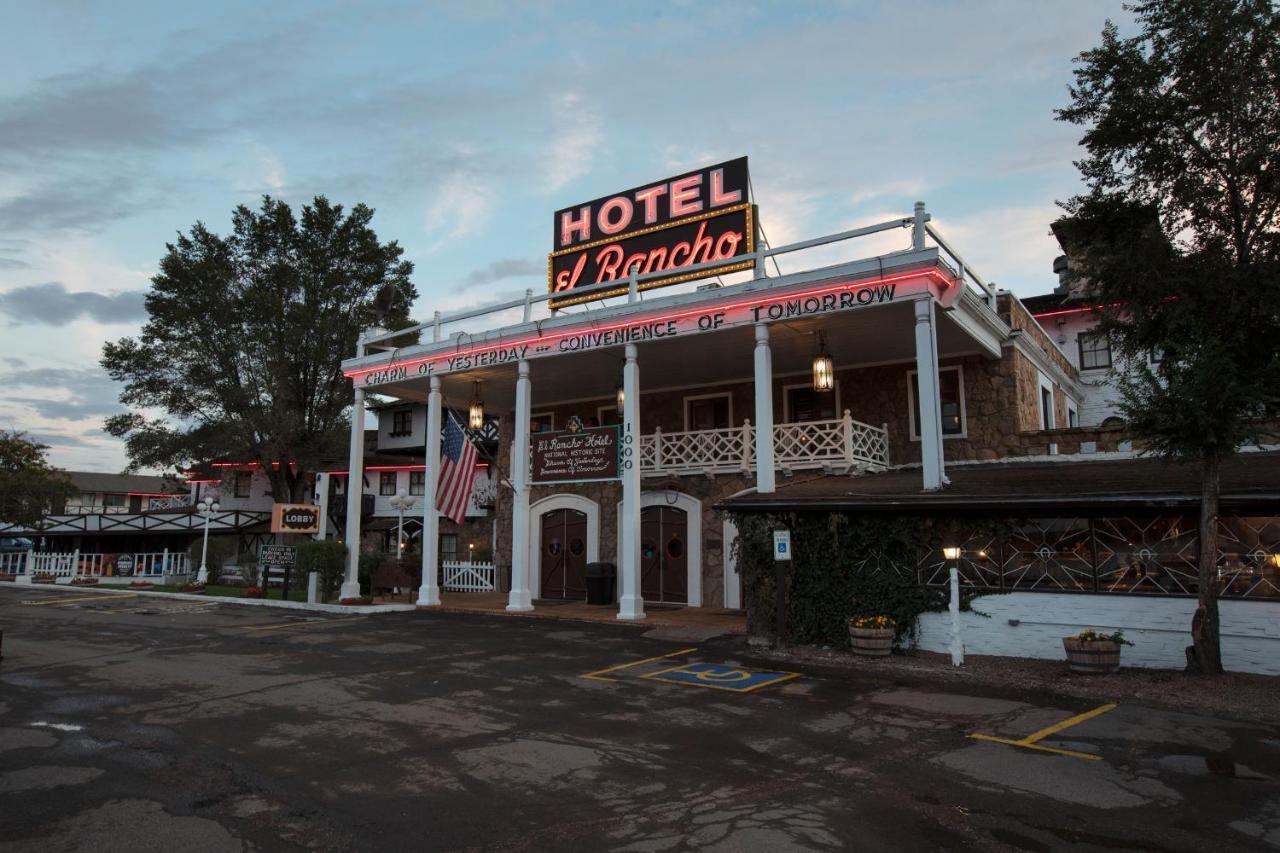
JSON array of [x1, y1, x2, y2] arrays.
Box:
[[849, 615, 895, 630]]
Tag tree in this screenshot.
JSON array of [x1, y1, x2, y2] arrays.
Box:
[[0, 431, 76, 528], [102, 195, 418, 502], [1057, 0, 1280, 673]]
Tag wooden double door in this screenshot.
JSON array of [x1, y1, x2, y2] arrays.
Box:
[[640, 505, 688, 604], [540, 508, 588, 600]]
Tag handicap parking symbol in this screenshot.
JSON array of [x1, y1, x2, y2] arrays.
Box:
[[643, 662, 798, 693]]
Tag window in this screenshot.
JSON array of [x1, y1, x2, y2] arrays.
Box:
[[530, 412, 555, 433], [1040, 386, 1055, 431], [409, 470, 425, 496], [379, 471, 397, 496], [1078, 332, 1112, 370], [684, 393, 732, 430], [391, 408, 413, 437], [333, 475, 346, 495], [440, 534, 458, 562], [234, 472, 252, 498], [1068, 405, 1079, 428], [785, 385, 838, 422], [596, 406, 621, 426], [102, 493, 127, 513], [908, 367, 965, 439]]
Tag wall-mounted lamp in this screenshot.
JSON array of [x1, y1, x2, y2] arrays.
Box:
[[468, 380, 485, 430], [615, 382, 625, 416], [812, 331, 834, 392]]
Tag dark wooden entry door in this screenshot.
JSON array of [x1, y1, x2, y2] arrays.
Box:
[[640, 505, 688, 604], [540, 508, 588, 600]]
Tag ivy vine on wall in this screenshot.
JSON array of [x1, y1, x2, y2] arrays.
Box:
[[729, 511, 1004, 649]]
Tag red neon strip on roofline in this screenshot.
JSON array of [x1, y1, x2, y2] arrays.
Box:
[[185, 479, 221, 484], [345, 268, 953, 382], [1031, 305, 1108, 320], [322, 463, 490, 475], [128, 492, 186, 497]]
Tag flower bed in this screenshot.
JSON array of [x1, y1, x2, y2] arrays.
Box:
[[70, 577, 99, 586], [241, 586, 265, 599]]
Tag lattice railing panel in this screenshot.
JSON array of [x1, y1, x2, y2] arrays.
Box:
[[642, 425, 750, 474]]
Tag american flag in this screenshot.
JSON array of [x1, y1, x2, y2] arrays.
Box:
[[436, 412, 479, 523]]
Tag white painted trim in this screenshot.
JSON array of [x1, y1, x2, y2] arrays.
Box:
[[781, 380, 842, 423], [1037, 372, 1056, 431], [907, 364, 967, 440], [722, 517, 741, 609], [528, 493, 600, 600], [683, 391, 734, 431], [615, 490, 703, 607]]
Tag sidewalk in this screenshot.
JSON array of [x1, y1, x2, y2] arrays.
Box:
[[418, 591, 747, 636]]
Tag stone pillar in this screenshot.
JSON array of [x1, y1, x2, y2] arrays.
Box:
[[914, 299, 944, 491], [753, 323, 776, 494], [418, 375, 443, 606], [617, 343, 645, 620], [507, 360, 534, 611], [340, 387, 366, 600]]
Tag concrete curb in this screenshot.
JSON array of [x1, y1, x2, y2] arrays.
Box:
[[0, 582, 417, 615]]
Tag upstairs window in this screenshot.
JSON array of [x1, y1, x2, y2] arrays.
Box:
[[1078, 332, 1112, 370], [909, 367, 966, 439], [391, 408, 413, 437], [379, 471, 397, 496], [685, 394, 732, 430], [785, 386, 837, 423], [234, 472, 252, 498], [409, 470, 425, 496]]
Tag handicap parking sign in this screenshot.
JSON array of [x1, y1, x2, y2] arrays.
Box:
[[644, 663, 798, 693]]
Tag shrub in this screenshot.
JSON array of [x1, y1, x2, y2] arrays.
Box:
[[186, 536, 237, 580], [358, 548, 382, 595], [297, 540, 347, 601]]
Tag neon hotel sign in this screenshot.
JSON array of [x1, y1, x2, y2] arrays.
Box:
[[548, 157, 755, 308]]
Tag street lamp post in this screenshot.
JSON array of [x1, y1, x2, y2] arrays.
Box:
[[389, 489, 415, 561], [942, 545, 964, 667], [196, 499, 221, 585]]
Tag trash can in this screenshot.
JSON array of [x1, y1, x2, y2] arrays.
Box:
[[585, 562, 616, 605]]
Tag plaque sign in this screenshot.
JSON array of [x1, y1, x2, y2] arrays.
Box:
[[531, 424, 621, 484]]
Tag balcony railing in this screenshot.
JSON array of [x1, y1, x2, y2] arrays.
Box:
[[640, 412, 888, 476]]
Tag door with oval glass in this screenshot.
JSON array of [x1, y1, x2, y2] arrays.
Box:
[[540, 508, 588, 599], [640, 505, 688, 604]]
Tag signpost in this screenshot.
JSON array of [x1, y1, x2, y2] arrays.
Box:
[[530, 424, 621, 484], [258, 544, 298, 600]]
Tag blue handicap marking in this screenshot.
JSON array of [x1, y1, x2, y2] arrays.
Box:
[[644, 662, 799, 693]]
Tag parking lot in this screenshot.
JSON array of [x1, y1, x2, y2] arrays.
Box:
[[2, 587, 1279, 852]]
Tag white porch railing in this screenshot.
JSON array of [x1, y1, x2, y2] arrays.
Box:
[[640, 411, 888, 476], [0, 550, 191, 579], [442, 560, 496, 592]]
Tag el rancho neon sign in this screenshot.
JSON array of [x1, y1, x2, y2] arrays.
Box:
[[549, 157, 755, 308]]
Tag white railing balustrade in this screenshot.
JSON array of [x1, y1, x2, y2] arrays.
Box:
[[442, 561, 496, 592], [30, 552, 78, 577], [638, 412, 887, 476], [0, 550, 193, 581], [0, 551, 28, 574]]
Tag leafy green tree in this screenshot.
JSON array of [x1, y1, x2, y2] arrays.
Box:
[[0, 430, 76, 528], [102, 196, 417, 502], [1057, 0, 1280, 673]]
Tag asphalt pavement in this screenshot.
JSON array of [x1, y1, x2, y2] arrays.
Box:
[[1, 586, 1278, 852]]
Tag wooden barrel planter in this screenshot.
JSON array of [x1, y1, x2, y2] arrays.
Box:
[[849, 627, 894, 657], [1062, 638, 1122, 674]]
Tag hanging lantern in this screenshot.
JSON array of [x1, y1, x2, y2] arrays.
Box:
[[615, 382, 625, 415], [812, 332, 834, 392], [468, 380, 484, 430]]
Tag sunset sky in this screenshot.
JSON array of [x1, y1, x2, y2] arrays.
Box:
[[0, 0, 1128, 472]]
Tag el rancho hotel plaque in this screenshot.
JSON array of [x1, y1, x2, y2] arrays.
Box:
[[531, 423, 621, 484]]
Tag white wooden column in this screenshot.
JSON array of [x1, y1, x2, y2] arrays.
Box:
[[339, 387, 366, 599], [507, 360, 534, 611], [753, 323, 776, 494], [914, 298, 944, 491], [618, 343, 645, 619], [417, 375, 443, 606], [314, 472, 330, 541]]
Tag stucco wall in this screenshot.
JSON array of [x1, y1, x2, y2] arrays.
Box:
[[915, 593, 1280, 675]]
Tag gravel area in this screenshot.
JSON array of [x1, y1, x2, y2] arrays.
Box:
[[750, 644, 1280, 724]]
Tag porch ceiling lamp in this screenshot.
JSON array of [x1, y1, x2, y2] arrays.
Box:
[[468, 380, 485, 431], [812, 332, 834, 393]]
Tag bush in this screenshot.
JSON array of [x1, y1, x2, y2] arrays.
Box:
[[186, 536, 237, 580], [297, 540, 347, 601], [358, 548, 382, 595]]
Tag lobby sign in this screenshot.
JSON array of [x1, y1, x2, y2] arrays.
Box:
[[549, 158, 755, 308], [531, 424, 621, 484], [271, 503, 320, 534]]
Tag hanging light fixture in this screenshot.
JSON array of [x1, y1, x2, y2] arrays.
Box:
[[812, 331, 834, 392], [468, 380, 485, 430]]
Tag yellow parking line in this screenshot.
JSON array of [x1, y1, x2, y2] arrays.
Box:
[[580, 647, 698, 681], [968, 703, 1117, 761], [22, 593, 138, 607], [244, 615, 368, 633]]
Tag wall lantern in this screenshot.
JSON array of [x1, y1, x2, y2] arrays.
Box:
[[812, 331, 834, 392], [616, 382, 626, 415], [942, 546, 962, 561], [468, 380, 485, 430]]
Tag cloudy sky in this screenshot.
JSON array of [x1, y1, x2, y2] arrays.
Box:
[[0, 0, 1127, 472]]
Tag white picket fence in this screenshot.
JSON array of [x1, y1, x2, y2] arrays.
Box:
[[442, 560, 496, 592], [1, 550, 190, 579]]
